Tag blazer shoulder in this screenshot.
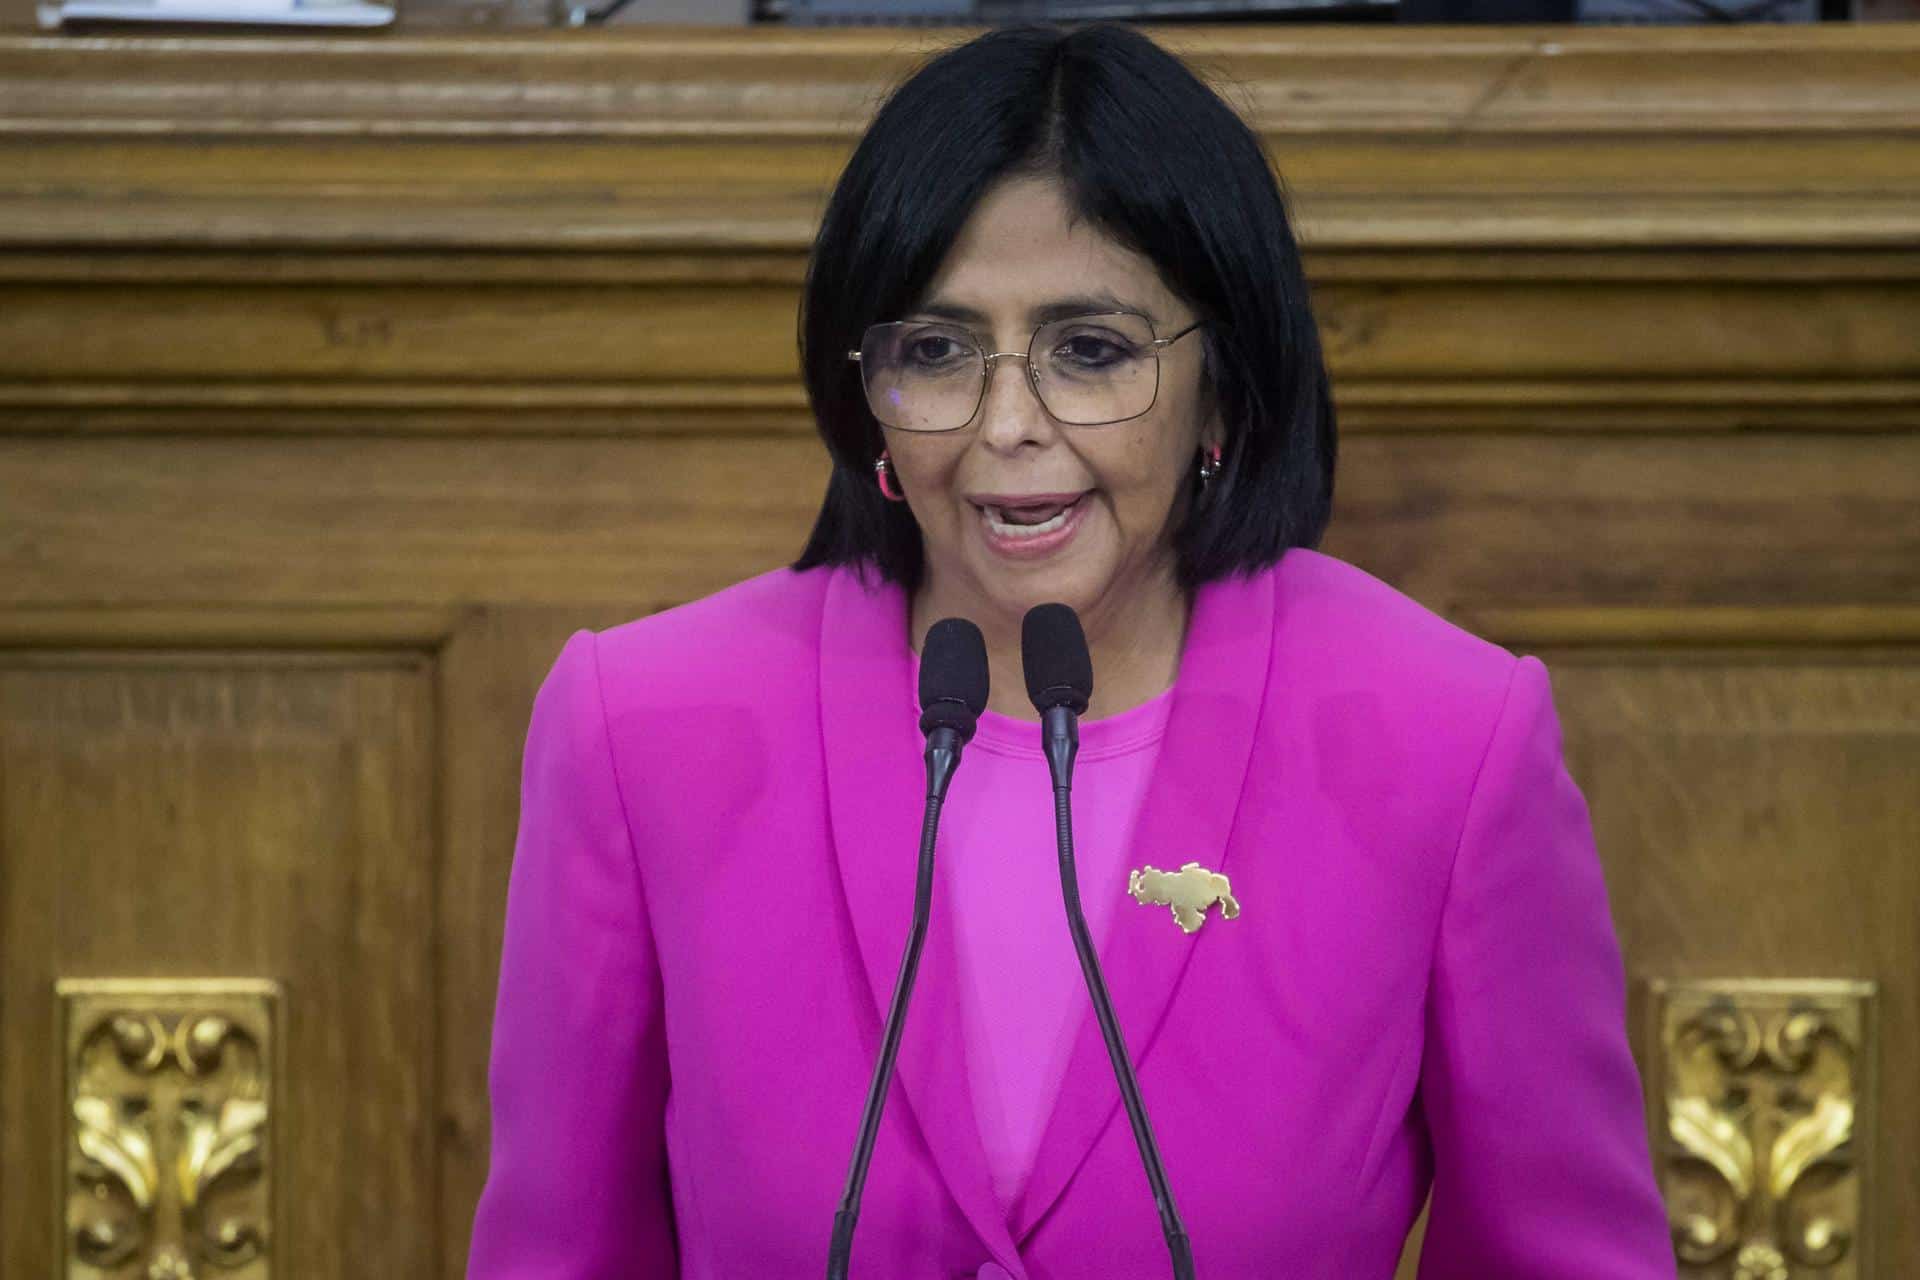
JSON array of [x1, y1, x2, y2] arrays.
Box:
[[1266, 550, 1531, 786], [1261, 549, 1547, 889], [1273, 548, 1520, 704], [590, 566, 831, 713]]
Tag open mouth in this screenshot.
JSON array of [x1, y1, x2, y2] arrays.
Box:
[[976, 493, 1087, 539]]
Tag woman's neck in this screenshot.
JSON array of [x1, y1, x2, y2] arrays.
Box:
[[909, 566, 1190, 722]]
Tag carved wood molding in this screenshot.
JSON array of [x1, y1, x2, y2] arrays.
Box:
[[1454, 607, 1920, 651], [0, 28, 1914, 434], [1645, 980, 1878, 1280], [0, 28, 1915, 253], [3, 28, 1915, 137], [59, 979, 283, 1280], [0, 607, 464, 649]]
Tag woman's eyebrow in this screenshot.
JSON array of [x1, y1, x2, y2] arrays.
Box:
[[909, 300, 989, 324], [1034, 293, 1146, 323], [908, 293, 1153, 325]]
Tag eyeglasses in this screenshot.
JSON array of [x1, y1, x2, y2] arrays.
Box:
[[848, 312, 1204, 433]]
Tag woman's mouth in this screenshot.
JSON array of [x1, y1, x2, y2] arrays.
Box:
[[972, 492, 1091, 558]]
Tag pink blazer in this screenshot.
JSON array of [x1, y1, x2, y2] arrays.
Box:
[[467, 549, 1675, 1279]]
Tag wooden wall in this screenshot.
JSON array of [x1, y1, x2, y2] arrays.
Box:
[[1, 25, 1916, 1279]]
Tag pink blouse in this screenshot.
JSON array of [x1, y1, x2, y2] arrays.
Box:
[[936, 689, 1174, 1219]]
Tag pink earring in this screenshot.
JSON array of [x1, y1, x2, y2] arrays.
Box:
[[874, 450, 906, 502], [1198, 445, 1222, 488]]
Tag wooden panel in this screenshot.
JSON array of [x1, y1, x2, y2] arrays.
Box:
[[3, 433, 1915, 612], [3, 29, 1916, 144], [0, 435, 829, 608], [0, 267, 1912, 434], [0, 280, 802, 382], [1322, 434, 1920, 610], [0, 28, 1916, 258], [0, 29, 1914, 436], [0, 656, 436, 1279], [1539, 655, 1920, 1271]]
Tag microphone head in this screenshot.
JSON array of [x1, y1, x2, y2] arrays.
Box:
[[918, 617, 989, 741], [1021, 603, 1093, 715]]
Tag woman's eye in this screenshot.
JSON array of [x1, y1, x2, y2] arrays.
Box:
[[904, 334, 968, 367], [1053, 332, 1133, 369]]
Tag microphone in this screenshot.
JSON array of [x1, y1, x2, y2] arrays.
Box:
[[1022, 604, 1195, 1280], [828, 617, 989, 1280]]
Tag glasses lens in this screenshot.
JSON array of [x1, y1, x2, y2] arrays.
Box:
[[858, 322, 984, 432], [1031, 313, 1159, 426]]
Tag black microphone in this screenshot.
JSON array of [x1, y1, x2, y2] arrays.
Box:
[[828, 617, 989, 1280], [1022, 604, 1195, 1280]]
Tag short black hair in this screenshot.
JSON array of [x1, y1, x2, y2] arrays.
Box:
[[793, 22, 1336, 590]]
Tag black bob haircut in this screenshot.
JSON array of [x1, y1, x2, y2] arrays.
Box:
[[793, 22, 1336, 591]]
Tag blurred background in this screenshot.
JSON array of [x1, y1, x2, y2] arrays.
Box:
[[0, 5, 1915, 1280]]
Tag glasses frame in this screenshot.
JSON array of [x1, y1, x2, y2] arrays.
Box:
[[846, 311, 1205, 433]]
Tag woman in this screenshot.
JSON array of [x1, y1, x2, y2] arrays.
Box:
[[468, 23, 1675, 1280]]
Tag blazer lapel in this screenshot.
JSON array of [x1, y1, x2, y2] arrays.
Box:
[[1011, 566, 1277, 1245], [818, 566, 1025, 1273]]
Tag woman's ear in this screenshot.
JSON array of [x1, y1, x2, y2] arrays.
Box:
[[1195, 333, 1228, 453], [1199, 410, 1226, 460]]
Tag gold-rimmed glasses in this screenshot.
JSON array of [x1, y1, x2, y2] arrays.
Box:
[[847, 311, 1204, 433]]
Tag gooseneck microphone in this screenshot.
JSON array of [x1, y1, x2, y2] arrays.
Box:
[[827, 617, 989, 1280], [1022, 604, 1195, 1280]]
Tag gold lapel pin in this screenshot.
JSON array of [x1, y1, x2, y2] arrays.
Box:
[[1127, 861, 1240, 934]]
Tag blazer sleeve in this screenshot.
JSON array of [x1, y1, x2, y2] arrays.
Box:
[[467, 630, 679, 1278], [1416, 656, 1675, 1280]]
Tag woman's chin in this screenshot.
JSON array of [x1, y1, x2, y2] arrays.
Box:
[[959, 515, 1106, 604], [975, 557, 1111, 623]]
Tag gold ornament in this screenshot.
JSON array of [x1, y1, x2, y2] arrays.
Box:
[[1127, 862, 1240, 934]]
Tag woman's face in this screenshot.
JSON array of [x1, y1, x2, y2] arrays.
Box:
[[883, 175, 1216, 631]]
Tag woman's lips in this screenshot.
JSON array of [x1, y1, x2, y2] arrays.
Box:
[[972, 492, 1091, 558]]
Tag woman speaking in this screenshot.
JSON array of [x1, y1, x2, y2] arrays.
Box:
[[467, 22, 1674, 1280]]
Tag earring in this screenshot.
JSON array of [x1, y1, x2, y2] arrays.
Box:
[[874, 450, 906, 502], [1198, 445, 1222, 489]]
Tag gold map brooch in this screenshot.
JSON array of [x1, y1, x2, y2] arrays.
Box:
[[1127, 862, 1240, 934]]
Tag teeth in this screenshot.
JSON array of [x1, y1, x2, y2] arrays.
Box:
[[985, 502, 1072, 538]]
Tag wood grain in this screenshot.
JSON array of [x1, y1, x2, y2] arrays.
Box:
[[1545, 656, 1920, 1273], [0, 657, 437, 1278], [0, 435, 830, 609], [1321, 434, 1920, 611], [0, 27, 1916, 255], [3, 27, 1915, 138], [0, 607, 460, 648], [1, 432, 1915, 615], [1, 29, 1914, 436], [0, 269, 1912, 435]]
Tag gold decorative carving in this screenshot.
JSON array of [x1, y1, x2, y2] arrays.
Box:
[[1646, 979, 1875, 1280], [58, 979, 280, 1280]]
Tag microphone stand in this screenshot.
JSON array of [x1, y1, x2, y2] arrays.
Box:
[[1042, 704, 1196, 1280], [827, 724, 962, 1280]]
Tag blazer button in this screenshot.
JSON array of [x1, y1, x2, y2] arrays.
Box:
[[975, 1265, 1013, 1280]]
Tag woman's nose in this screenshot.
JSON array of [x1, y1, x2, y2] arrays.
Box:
[[973, 353, 1054, 451]]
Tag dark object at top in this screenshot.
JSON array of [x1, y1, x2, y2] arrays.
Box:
[[919, 617, 991, 740], [1021, 604, 1094, 715], [776, 1, 1393, 20]]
